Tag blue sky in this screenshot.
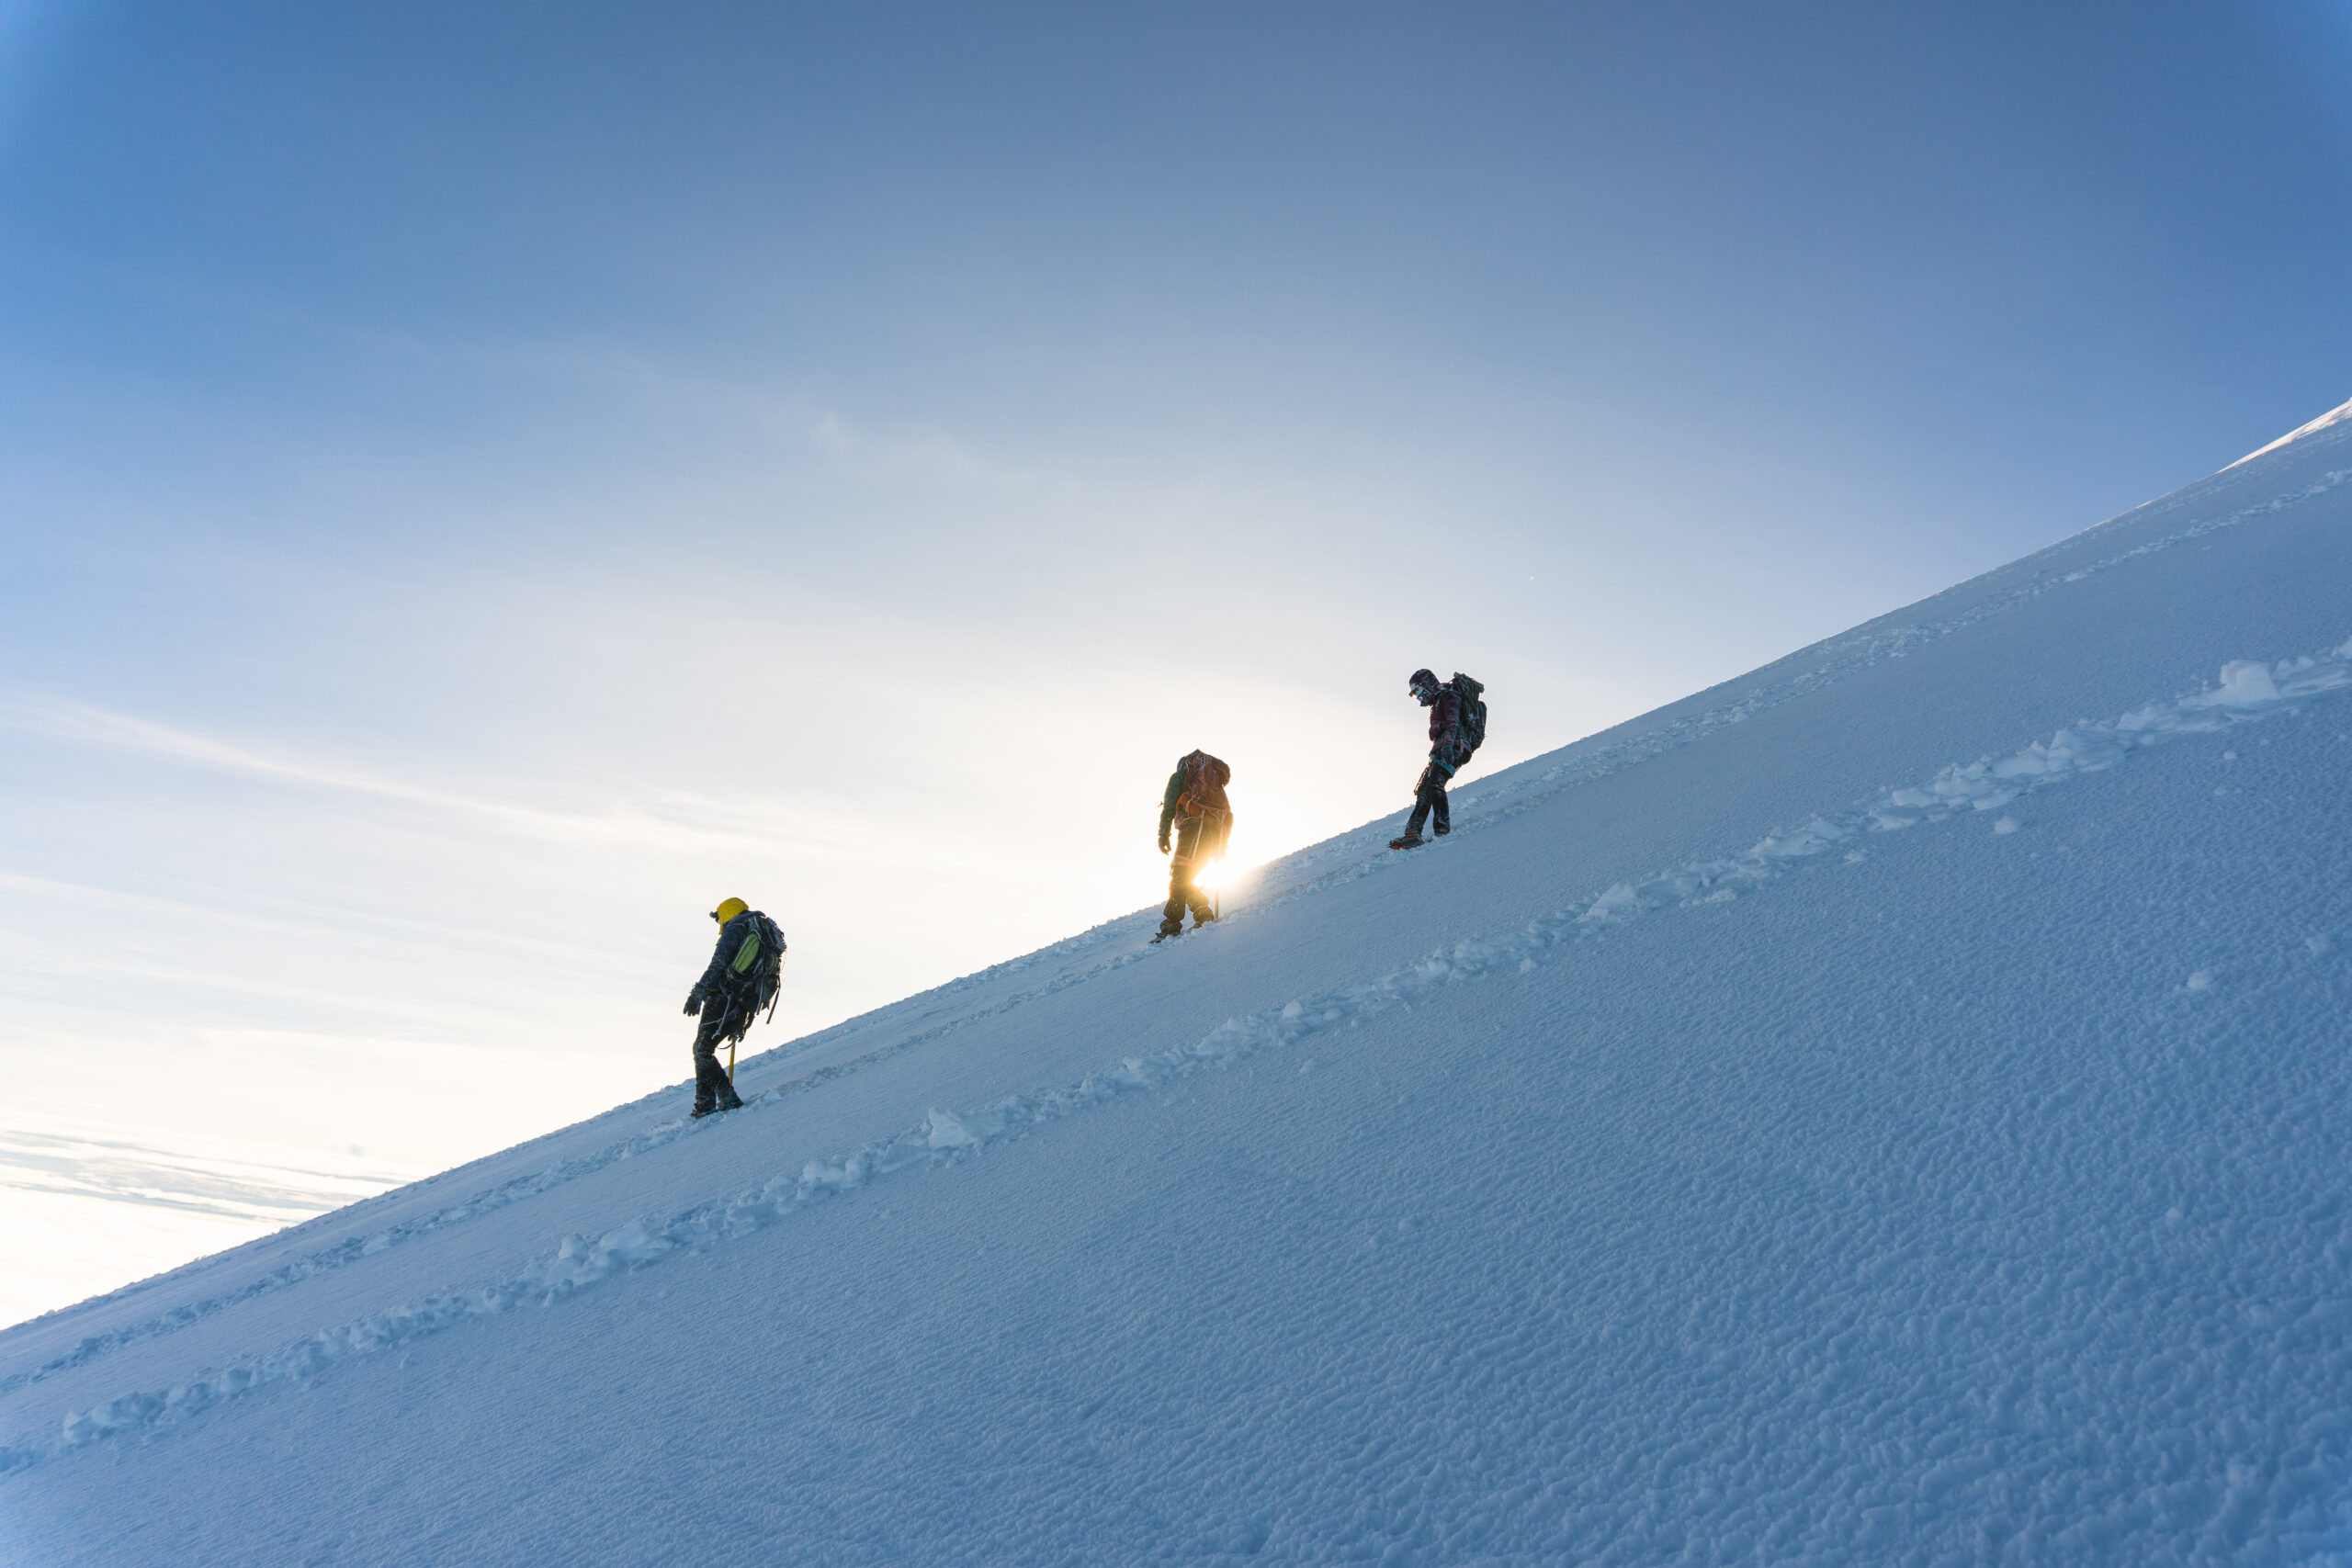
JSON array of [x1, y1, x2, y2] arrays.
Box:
[[2, 1, 2348, 1323]]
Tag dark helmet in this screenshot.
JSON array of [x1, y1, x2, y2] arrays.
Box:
[[1408, 668, 1440, 701]]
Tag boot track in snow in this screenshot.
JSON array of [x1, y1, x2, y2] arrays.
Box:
[[10, 637, 2346, 1473]]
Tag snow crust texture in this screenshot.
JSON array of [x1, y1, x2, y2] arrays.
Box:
[[7, 419, 2352, 1564]]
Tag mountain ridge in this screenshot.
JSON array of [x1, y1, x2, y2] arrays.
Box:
[[7, 406, 2352, 1564]]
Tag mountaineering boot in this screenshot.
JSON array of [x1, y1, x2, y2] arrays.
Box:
[[1387, 830, 1425, 851], [1433, 824, 1449, 837], [1151, 916, 1184, 944]]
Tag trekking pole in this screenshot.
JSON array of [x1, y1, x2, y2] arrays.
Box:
[[728, 1039, 737, 1087], [1216, 807, 1230, 919]]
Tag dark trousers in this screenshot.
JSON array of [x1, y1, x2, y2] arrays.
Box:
[[690, 993, 752, 1111], [1161, 817, 1217, 931], [1405, 758, 1453, 837]]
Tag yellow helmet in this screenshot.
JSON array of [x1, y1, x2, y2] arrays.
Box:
[[711, 897, 749, 925]]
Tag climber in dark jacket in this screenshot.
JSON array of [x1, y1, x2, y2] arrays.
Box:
[[1156, 750, 1233, 940], [682, 897, 783, 1116], [1390, 670, 1468, 850]]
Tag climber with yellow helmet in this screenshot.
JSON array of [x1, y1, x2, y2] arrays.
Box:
[[682, 896, 786, 1118]]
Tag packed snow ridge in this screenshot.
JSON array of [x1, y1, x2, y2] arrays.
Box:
[[24, 639, 2352, 1469]]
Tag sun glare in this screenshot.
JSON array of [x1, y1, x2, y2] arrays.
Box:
[[1193, 859, 1248, 893]]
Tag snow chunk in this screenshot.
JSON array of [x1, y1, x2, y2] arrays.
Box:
[[2213, 660, 2280, 707], [924, 1110, 980, 1150]]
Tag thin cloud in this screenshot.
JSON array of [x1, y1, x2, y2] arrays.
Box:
[[0, 867, 649, 971], [0, 925, 512, 1033], [0, 692, 917, 862], [0, 1120, 417, 1224]]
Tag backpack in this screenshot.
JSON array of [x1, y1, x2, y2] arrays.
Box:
[[727, 912, 789, 1020], [1451, 673, 1487, 756], [1173, 752, 1233, 862], [1182, 751, 1231, 809]]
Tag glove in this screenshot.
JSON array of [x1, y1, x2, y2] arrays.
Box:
[[1158, 833, 1170, 853], [684, 992, 702, 1017]]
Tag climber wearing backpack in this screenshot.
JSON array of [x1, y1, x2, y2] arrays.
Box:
[[1156, 750, 1233, 941], [681, 897, 786, 1118], [1389, 669, 1487, 851]]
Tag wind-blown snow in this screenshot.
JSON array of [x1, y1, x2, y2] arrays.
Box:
[[2230, 392, 2352, 468], [6, 407, 2352, 1564]]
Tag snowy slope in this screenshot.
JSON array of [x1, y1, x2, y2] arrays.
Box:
[[5, 410, 2352, 1564], [2233, 393, 2352, 469]]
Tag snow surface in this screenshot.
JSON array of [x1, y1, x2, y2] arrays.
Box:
[[6, 419, 2352, 1563], [2230, 393, 2352, 469]]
